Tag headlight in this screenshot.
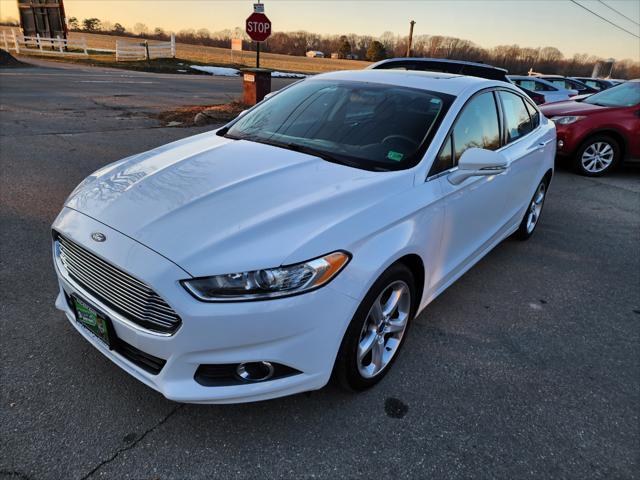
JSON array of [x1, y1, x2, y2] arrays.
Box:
[[551, 115, 585, 125], [181, 251, 350, 301]]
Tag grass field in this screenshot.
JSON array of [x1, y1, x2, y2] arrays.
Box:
[[1, 27, 372, 74]]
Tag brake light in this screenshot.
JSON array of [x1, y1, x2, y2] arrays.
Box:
[[569, 93, 578, 97]]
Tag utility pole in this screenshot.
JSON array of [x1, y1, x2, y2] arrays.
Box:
[[406, 20, 415, 57]]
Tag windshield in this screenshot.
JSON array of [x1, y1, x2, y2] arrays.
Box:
[[584, 81, 640, 107], [223, 80, 453, 171]]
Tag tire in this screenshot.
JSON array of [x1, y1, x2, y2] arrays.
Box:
[[514, 176, 549, 240], [574, 135, 620, 177], [334, 263, 416, 391]]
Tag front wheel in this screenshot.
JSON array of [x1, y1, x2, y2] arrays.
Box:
[[514, 178, 548, 240], [334, 263, 416, 391], [574, 135, 620, 176]]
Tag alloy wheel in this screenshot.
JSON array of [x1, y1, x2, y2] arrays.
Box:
[[526, 182, 546, 234], [357, 280, 411, 378], [581, 141, 614, 173]]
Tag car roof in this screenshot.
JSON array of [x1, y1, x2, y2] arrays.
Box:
[[311, 69, 504, 96], [508, 75, 545, 80], [368, 57, 509, 82], [537, 75, 566, 80]]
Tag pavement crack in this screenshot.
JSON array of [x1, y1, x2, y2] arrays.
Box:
[[80, 404, 184, 480]]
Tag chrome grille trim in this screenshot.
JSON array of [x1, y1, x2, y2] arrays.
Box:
[[56, 234, 181, 334]]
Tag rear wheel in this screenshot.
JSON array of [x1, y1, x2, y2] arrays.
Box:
[[515, 177, 548, 240], [574, 135, 620, 176], [334, 263, 416, 391]]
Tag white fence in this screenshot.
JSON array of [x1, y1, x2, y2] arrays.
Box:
[[2, 29, 88, 56], [116, 34, 175, 61], [1, 29, 175, 61]]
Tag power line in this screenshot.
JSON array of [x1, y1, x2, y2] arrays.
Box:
[[597, 0, 640, 27], [569, 0, 640, 39]]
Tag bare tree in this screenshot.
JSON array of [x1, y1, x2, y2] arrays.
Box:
[[133, 22, 149, 36], [87, 17, 638, 78]]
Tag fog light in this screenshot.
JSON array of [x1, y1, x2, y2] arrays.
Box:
[[557, 140, 564, 149], [236, 361, 275, 382]]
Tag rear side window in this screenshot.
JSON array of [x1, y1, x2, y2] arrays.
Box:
[[531, 80, 555, 92], [514, 79, 554, 92], [514, 79, 535, 90], [523, 99, 540, 128], [567, 80, 587, 91], [550, 80, 568, 89], [452, 92, 501, 160], [499, 91, 535, 143], [584, 80, 601, 90]]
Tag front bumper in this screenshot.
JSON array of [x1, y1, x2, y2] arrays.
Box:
[[553, 123, 582, 156], [52, 208, 359, 404]]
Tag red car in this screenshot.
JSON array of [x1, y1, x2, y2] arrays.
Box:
[[540, 80, 640, 176]]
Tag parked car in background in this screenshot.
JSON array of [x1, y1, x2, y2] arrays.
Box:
[[516, 86, 546, 105], [368, 58, 545, 105], [534, 75, 599, 95], [52, 68, 555, 403], [571, 77, 617, 91], [368, 57, 510, 81], [508, 75, 578, 103], [541, 79, 640, 176]]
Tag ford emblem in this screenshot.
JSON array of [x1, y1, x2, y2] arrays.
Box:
[[91, 232, 106, 242]]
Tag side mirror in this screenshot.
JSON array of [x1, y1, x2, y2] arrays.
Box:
[[448, 148, 508, 185]]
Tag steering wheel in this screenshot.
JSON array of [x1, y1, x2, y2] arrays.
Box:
[[382, 134, 419, 150]]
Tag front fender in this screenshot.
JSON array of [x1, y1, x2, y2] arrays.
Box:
[[327, 204, 443, 311]]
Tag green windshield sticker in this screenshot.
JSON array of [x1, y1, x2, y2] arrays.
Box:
[[387, 151, 404, 162]]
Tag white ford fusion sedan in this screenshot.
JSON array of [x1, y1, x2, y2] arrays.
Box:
[[52, 69, 555, 403]]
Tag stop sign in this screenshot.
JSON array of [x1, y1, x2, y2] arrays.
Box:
[[246, 12, 272, 42]]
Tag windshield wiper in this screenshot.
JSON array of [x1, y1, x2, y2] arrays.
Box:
[[233, 136, 357, 167], [220, 134, 390, 172]]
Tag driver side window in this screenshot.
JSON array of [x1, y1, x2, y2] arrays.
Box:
[[429, 91, 500, 177]]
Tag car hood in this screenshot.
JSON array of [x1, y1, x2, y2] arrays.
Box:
[[540, 100, 609, 117], [66, 131, 413, 277]]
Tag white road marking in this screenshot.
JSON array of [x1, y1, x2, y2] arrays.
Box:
[[77, 80, 156, 84]]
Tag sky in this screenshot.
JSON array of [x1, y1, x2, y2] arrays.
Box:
[[1, 0, 638, 60]]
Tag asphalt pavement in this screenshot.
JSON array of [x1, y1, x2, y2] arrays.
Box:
[[1, 59, 639, 480]]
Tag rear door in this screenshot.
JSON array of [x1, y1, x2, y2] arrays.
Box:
[[495, 90, 552, 223]]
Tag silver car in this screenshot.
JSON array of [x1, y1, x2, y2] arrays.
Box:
[[508, 75, 578, 104]]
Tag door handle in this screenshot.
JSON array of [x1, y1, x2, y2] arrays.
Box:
[[527, 138, 552, 152]]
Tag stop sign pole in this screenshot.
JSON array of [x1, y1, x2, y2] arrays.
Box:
[[246, 3, 272, 68]]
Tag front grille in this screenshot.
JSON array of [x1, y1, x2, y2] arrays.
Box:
[[56, 233, 181, 334]]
